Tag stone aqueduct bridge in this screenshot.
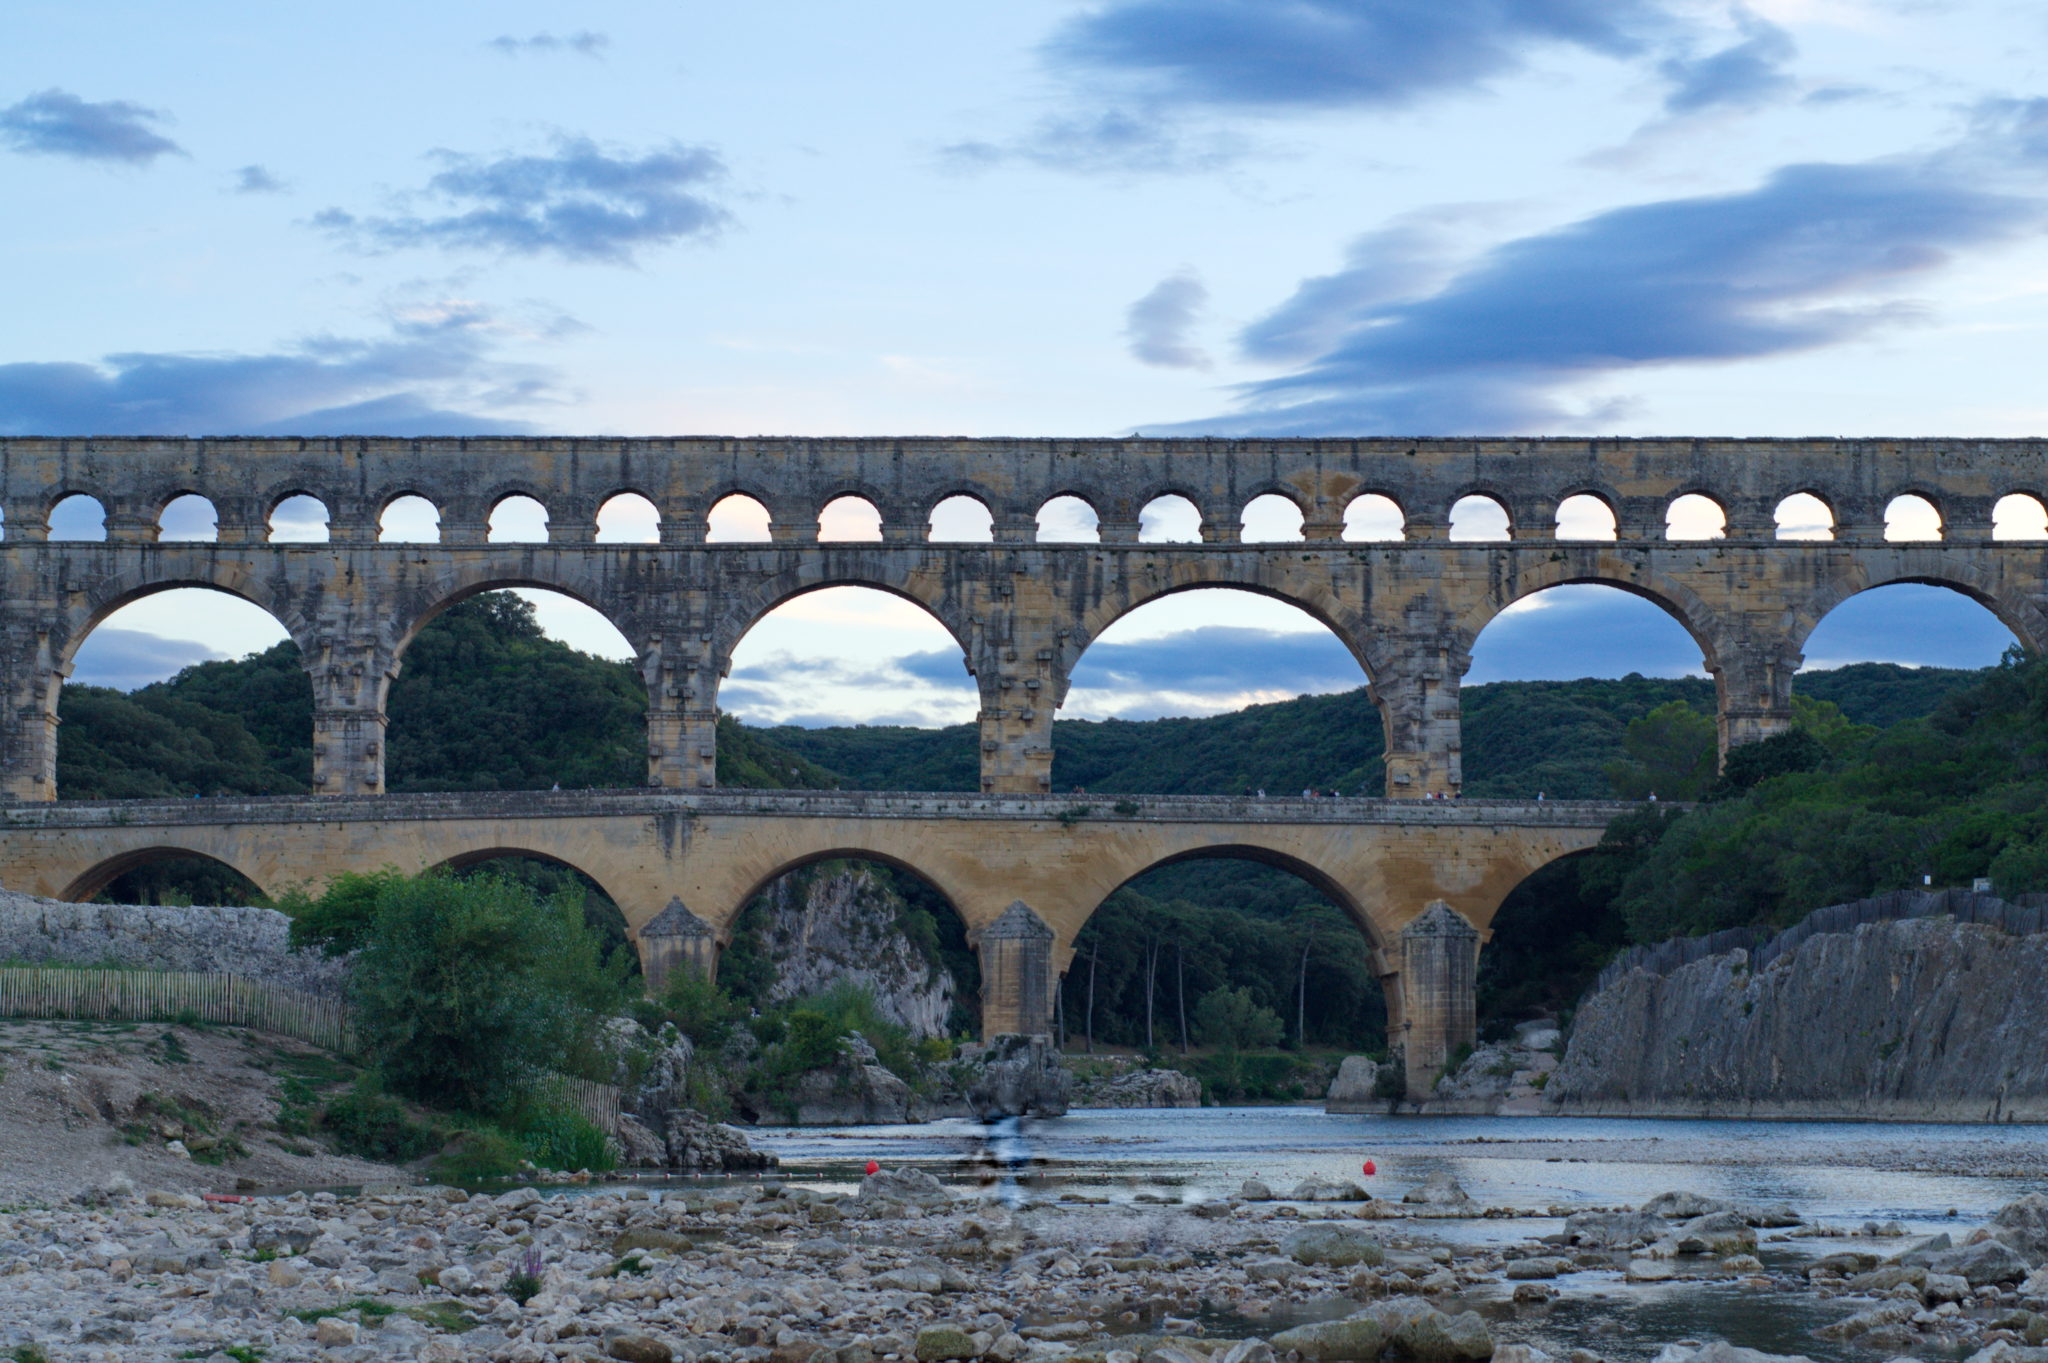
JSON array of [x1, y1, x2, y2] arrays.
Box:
[[0, 436, 2043, 1094], [0, 788, 1623, 1095]]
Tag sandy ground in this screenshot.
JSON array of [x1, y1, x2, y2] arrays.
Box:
[[0, 1017, 402, 1204]]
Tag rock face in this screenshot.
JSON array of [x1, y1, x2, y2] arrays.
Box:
[[1325, 1056, 1392, 1113], [964, 1034, 1071, 1119], [741, 863, 961, 1039], [1550, 917, 2048, 1120], [0, 890, 345, 996], [1070, 1058, 1201, 1109], [1404, 1018, 1561, 1115]]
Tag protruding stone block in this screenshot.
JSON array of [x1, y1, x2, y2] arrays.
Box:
[[1400, 900, 1479, 1100], [638, 896, 719, 996], [978, 900, 1055, 1038]]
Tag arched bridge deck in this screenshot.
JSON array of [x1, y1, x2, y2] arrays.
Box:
[[0, 789, 1628, 1094]]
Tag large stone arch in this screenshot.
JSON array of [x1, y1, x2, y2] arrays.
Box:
[[59, 844, 276, 905], [706, 569, 979, 696], [56, 563, 317, 670], [391, 565, 650, 659], [1068, 842, 1382, 953], [1453, 556, 1727, 676], [1063, 566, 1381, 699], [1788, 557, 2048, 658]]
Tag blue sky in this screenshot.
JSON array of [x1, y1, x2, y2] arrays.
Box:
[[9, 1, 2039, 721]]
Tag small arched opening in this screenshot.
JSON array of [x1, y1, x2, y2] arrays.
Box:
[[1774, 493, 1834, 541], [1063, 852, 1384, 1075], [1241, 494, 1305, 543], [1036, 495, 1100, 544], [1554, 494, 1617, 541], [1449, 494, 1511, 542], [1139, 494, 1203, 543], [1884, 494, 1942, 542], [928, 495, 994, 543], [49, 494, 107, 541], [596, 492, 661, 544], [487, 495, 550, 543], [1665, 494, 1727, 541], [158, 494, 219, 543], [707, 494, 773, 543], [1343, 494, 1405, 542], [268, 495, 331, 543], [1993, 494, 2048, 541], [379, 495, 441, 544], [817, 496, 884, 543]]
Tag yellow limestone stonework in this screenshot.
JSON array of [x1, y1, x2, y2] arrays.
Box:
[[1, 436, 2043, 1095]]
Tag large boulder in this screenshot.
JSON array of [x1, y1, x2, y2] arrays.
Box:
[[1564, 1209, 1667, 1249], [1363, 1300, 1493, 1361], [1403, 1170, 1474, 1207], [1326, 1057, 1390, 1112], [1082, 1067, 1201, 1109], [665, 1111, 776, 1172], [1649, 1346, 1815, 1363], [966, 1035, 1071, 1119], [1283, 1225, 1386, 1268], [1668, 1211, 1757, 1256], [1930, 1238, 2033, 1286], [1641, 1191, 1732, 1219], [1271, 1315, 1388, 1361], [1995, 1195, 2048, 1264], [860, 1166, 952, 1209]]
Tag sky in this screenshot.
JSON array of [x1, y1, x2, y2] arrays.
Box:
[[7, 0, 2040, 722]]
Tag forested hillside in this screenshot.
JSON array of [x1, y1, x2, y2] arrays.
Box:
[[49, 590, 2022, 1049]]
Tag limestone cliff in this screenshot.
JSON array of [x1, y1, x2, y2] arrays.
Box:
[[741, 862, 962, 1039], [1550, 915, 2048, 1121]]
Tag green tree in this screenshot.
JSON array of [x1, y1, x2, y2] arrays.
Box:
[[340, 871, 631, 1115], [1193, 985, 1284, 1051], [1604, 699, 1718, 800]]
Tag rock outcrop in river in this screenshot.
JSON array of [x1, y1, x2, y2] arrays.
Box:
[[1550, 910, 2048, 1120]]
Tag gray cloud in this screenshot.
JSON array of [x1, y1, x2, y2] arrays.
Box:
[[1048, 0, 1675, 113], [1164, 141, 2043, 435], [488, 31, 609, 57], [1125, 270, 1211, 368], [315, 136, 730, 264], [1658, 12, 1796, 115], [0, 303, 559, 436], [0, 88, 183, 164], [69, 629, 224, 691], [232, 164, 285, 194]]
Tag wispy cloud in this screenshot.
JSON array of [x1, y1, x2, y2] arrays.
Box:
[[1047, 0, 1676, 114], [0, 88, 183, 165], [231, 164, 286, 194], [1163, 115, 2048, 434], [487, 31, 609, 58], [0, 301, 564, 436], [941, 110, 1246, 175], [1125, 270, 1211, 368], [315, 136, 731, 264]]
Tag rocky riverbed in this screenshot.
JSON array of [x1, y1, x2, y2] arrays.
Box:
[[9, 1159, 2048, 1363]]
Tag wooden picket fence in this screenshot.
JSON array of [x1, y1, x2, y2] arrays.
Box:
[[0, 966, 355, 1053], [0, 966, 625, 1135]]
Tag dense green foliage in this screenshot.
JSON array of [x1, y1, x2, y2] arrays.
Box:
[[289, 870, 632, 1116]]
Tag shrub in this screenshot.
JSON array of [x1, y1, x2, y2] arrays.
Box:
[[320, 1086, 442, 1163], [657, 966, 739, 1047], [341, 871, 631, 1116]]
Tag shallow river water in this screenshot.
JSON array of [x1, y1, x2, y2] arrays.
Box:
[[735, 1106, 2048, 1362]]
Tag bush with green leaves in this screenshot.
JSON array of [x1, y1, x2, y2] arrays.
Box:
[[315, 870, 631, 1117]]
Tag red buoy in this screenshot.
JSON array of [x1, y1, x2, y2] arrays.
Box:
[[865, 1160, 880, 1176], [1362, 1160, 1377, 1177]]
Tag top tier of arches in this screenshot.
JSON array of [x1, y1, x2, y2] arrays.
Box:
[[6, 437, 2048, 547]]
